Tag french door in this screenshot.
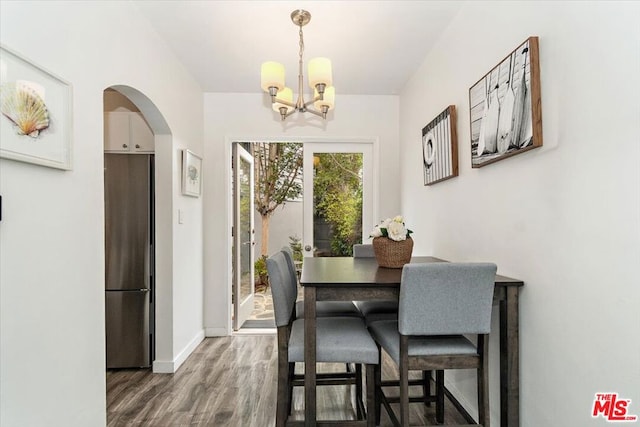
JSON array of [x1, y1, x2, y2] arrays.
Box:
[[232, 143, 255, 330], [302, 142, 374, 258]]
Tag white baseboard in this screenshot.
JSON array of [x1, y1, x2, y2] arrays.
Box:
[[174, 329, 205, 370], [152, 360, 175, 374], [152, 329, 205, 374], [233, 328, 276, 335], [442, 371, 499, 424], [205, 327, 229, 337], [444, 377, 478, 421]]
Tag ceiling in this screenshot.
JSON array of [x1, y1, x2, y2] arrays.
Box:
[[131, 1, 462, 95]]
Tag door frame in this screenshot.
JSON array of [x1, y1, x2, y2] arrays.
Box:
[[223, 136, 379, 334], [232, 143, 255, 330]]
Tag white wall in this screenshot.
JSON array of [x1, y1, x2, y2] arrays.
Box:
[[254, 200, 304, 260], [203, 93, 399, 334], [399, 1, 640, 426], [0, 2, 204, 426]]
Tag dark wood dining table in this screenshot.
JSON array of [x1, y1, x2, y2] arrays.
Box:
[[299, 256, 524, 427]]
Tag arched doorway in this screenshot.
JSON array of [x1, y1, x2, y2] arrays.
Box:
[[102, 85, 173, 373]]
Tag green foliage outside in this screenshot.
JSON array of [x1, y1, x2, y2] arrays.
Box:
[[313, 153, 363, 256], [254, 255, 269, 292], [288, 235, 303, 263], [252, 142, 303, 257], [253, 142, 303, 216]]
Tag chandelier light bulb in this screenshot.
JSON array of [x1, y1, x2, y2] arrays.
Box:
[[261, 61, 285, 94], [308, 57, 332, 90], [314, 86, 335, 118], [272, 87, 294, 119]]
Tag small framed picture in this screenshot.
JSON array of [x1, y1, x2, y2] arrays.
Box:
[[0, 44, 73, 170], [422, 105, 458, 185], [182, 149, 202, 197]]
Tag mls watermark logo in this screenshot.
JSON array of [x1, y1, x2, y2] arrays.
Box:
[[592, 393, 638, 422]]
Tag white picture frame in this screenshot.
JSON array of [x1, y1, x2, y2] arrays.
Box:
[[0, 44, 73, 170], [182, 149, 202, 197]]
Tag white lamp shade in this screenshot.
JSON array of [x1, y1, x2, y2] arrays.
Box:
[[273, 87, 294, 113], [308, 57, 332, 89], [314, 86, 335, 111], [261, 61, 285, 92]]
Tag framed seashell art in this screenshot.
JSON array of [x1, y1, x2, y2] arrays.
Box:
[[0, 45, 72, 170]]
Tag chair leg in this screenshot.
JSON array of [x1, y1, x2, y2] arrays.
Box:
[[374, 346, 382, 425], [400, 365, 410, 426], [366, 364, 376, 427], [399, 335, 410, 427], [287, 362, 295, 416], [276, 358, 291, 427], [422, 370, 432, 406], [435, 370, 445, 424], [477, 334, 490, 427], [356, 363, 364, 419]]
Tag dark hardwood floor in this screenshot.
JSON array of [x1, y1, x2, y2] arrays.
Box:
[[107, 335, 472, 426]]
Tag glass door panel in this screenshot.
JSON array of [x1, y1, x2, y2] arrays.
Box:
[[302, 143, 373, 257], [233, 143, 255, 330]]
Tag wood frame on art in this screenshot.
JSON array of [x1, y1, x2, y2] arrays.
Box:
[[468, 36, 542, 168], [422, 105, 458, 185]]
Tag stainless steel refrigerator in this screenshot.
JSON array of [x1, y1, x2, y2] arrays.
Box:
[[104, 154, 154, 369]]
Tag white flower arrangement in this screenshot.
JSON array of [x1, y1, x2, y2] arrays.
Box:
[[369, 215, 413, 242]]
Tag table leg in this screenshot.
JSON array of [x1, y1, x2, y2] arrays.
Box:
[[500, 286, 520, 427], [304, 286, 317, 427]]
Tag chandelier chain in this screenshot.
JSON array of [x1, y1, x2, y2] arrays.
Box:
[[298, 25, 305, 61], [297, 23, 305, 110]]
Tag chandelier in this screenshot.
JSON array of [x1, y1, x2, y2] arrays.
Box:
[[260, 10, 335, 121]]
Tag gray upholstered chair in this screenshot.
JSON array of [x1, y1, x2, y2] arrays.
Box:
[[281, 246, 362, 390], [353, 244, 435, 419], [281, 246, 362, 319], [353, 243, 375, 257], [369, 262, 497, 426], [281, 245, 363, 392], [352, 244, 397, 324], [266, 251, 379, 426]]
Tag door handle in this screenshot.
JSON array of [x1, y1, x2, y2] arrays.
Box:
[[304, 245, 312, 252]]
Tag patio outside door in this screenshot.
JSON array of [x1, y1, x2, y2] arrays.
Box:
[[232, 143, 255, 330], [302, 142, 374, 258]]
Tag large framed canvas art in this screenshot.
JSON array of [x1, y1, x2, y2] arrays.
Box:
[[468, 37, 542, 168]]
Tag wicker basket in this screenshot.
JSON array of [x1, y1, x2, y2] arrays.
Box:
[[372, 236, 414, 268]]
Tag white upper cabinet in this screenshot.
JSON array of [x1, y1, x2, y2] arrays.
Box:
[[104, 112, 154, 153]]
